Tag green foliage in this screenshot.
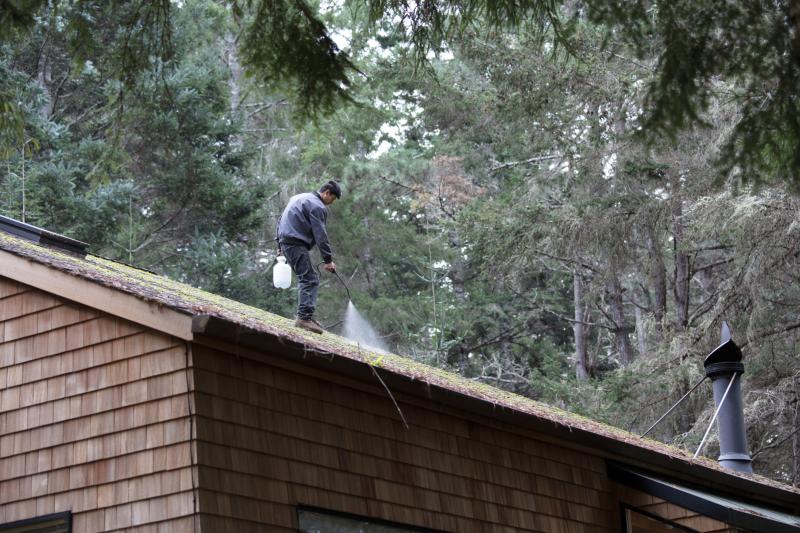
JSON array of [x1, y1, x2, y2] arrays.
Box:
[[170, 231, 271, 304], [588, 0, 800, 187], [0, 0, 266, 279], [3, 0, 800, 185], [2, 0, 800, 486], [234, 0, 358, 118], [364, 0, 572, 64]]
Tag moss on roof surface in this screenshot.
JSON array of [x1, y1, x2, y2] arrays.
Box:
[[0, 232, 798, 498]]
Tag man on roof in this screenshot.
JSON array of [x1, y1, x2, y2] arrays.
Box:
[[276, 180, 341, 334]]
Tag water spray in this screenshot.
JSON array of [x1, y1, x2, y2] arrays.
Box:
[[315, 262, 387, 351]]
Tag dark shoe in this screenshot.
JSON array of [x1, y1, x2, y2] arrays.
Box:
[[310, 318, 326, 331], [295, 317, 323, 334]]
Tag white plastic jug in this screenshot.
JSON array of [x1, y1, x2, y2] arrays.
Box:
[[273, 256, 292, 289]]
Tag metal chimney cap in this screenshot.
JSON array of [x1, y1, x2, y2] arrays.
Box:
[[703, 322, 743, 368], [703, 340, 743, 364], [705, 361, 745, 379]]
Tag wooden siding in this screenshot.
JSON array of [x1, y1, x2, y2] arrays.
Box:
[[191, 342, 621, 532], [616, 485, 739, 532], [0, 277, 197, 532]]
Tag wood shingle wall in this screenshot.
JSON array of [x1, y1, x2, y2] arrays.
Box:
[[191, 342, 620, 532], [0, 277, 197, 532], [616, 485, 738, 533]]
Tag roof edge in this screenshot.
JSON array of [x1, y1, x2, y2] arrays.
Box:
[[609, 462, 800, 531], [0, 248, 194, 340]]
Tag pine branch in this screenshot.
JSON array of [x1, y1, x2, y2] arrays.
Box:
[[531, 249, 600, 273], [461, 325, 527, 354], [509, 287, 610, 329]]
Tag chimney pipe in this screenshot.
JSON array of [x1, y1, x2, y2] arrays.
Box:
[[702, 322, 752, 473]]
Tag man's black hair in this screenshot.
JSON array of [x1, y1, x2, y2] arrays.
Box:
[[319, 180, 341, 199]]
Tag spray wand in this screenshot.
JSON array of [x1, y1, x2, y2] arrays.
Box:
[[316, 261, 352, 302]]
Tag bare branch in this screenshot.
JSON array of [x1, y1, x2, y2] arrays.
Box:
[[245, 98, 288, 119], [489, 154, 561, 173], [379, 175, 423, 193], [751, 426, 800, 460], [740, 321, 800, 348], [610, 52, 653, 71], [693, 257, 734, 274]]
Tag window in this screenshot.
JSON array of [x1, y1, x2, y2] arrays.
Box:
[[298, 507, 445, 533], [0, 512, 71, 533]]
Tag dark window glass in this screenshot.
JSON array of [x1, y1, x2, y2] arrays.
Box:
[[0, 512, 71, 533]]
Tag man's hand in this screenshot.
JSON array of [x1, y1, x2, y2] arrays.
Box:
[[324, 262, 336, 273]]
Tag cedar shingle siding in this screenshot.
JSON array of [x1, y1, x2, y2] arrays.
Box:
[[0, 278, 196, 531], [191, 342, 616, 532], [617, 486, 737, 532]]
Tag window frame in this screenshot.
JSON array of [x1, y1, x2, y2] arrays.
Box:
[[0, 511, 72, 532], [297, 505, 450, 533]]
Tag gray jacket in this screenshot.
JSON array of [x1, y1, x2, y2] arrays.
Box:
[[276, 192, 334, 263]]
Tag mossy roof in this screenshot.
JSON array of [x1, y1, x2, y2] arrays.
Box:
[[0, 231, 798, 500]]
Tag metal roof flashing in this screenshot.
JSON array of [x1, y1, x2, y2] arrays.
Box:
[[0, 215, 88, 257], [609, 462, 800, 532]]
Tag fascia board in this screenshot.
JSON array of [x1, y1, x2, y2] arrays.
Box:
[[0, 249, 193, 340]]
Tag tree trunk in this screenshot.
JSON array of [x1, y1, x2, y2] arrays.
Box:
[[645, 221, 667, 338], [794, 384, 800, 487], [223, 32, 242, 113], [673, 202, 690, 330], [35, 39, 55, 118], [634, 305, 647, 357], [574, 270, 590, 380], [789, 0, 800, 64], [358, 248, 377, 296], [447, 230, 467, 303], [606, 267, 635, 366]]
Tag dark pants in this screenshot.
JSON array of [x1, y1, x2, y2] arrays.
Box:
[[281, 243, 319, 320]]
